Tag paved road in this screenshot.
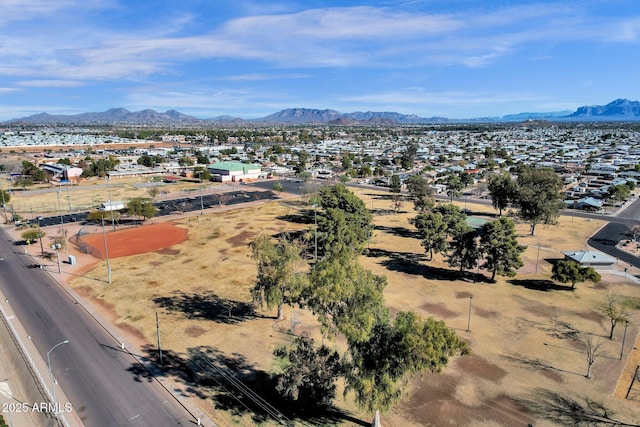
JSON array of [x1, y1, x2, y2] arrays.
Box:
[[587, 196, 640, 269], [0, 228, 194, 426]]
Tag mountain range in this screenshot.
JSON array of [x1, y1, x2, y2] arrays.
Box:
[[4, 99, 640, 126]]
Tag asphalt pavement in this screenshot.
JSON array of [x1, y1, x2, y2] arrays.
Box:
[[0, 227, 199, 426], [587, 195, 640, 270]]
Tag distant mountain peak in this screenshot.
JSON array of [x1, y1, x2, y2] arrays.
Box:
[[567, 98, 640, 120], [3, 99, 640, 125], [4, 108, 202, 124]]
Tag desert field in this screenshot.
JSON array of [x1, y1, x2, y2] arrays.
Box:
[[17, 185, 640, 426]]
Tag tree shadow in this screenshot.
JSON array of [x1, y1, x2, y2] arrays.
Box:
[[276, 209, 314, 225], [153, 291, 258, 324], [374, 225, 421, 239], [515, 388, 638, 426], [502, 354, 584, 378], [507, 279, 574, 292], [127, 344, 367, 426], [367, 248, 491, 283]]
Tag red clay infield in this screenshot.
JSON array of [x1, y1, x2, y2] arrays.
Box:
[[79, 222, 188, 259]]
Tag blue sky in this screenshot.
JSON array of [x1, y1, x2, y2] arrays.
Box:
[[1, 0, 640, 120]]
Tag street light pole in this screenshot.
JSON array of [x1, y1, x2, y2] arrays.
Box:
[[52, 243, 62, 274], [56, 191, 65, 241], [0, 174, 8, 224], [620, 320, 630, 360], [66, 185, 71, 211], [47, 339, 70, 413], [195, 171, 204, 215], [106, 179, 115, 232], [467, 296, 473, 332]]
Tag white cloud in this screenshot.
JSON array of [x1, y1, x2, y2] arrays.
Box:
[[223, 73, 312, 81], [0, 0, 112, 25], [0, 87, 20, 95], [16, 80, 86, 88], [1, 3, 639, 84]]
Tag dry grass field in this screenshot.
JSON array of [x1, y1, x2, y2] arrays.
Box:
[[14, 183, 640, 426]]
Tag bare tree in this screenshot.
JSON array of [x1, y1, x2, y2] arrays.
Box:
[[584, 335, 606, 379], [602, 291, 629, 340]]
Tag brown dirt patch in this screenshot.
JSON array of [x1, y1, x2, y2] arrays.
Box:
[[540, 368, 564, 383], [575, 310, 605, 325], [155, 247, 180, 255], [79, 222, 188, 259], [114, 322, 146, 342], [455, 354, 507, 383], [225, 230, 256, 247], [420, 302, 458, 318], [406, 374, 534, 427], [455, 291, 474, 299], [514, 296, 557, 319], [474, 307, 501, 319], [185, 325, 207, 338]]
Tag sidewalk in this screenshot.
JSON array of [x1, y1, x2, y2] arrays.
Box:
[[3, 222, 216, 427], [0, 287, 83, 427]]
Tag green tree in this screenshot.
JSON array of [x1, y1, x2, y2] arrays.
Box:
[[22, 227, 46, 256], [434, 203, 469, 240], [249, 234, 307, 320], [178, 156, 194, 167], [195, 152, 209, 164], [606, 184, 631, 204], [272, 182, 284, 194], [345, 311, 468, 413], [389, 174, 402, 213], [341, 155, 353, 170], [316, 184, 372, 258], [445, 172, 464, 201], [514, 166, 564, 235], [400, 141, 418, 170], [447, 229, 480, 272], [405, 175, 433, 212], [87, 210, 121, 224], [358, 165, 372, 177], [551, 260, 601, 290], [306, 256, 388, 343], [137, 154, 155, 167], [411, 211, 447, 260], [127, 198, 157, 220], [487, 172, 516, 216], [273, 336, 342, 410], [193, 166, 211, 182], [479, 217, 526, 281], [0, 188, 10, 205]]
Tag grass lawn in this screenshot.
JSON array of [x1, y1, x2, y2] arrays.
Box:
[[64, 188, 640, 426]]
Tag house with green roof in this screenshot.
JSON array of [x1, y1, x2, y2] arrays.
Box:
[[206, 161, 263, 182]]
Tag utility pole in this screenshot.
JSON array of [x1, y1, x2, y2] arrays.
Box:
[[467, 296, 473, 332], [56, 190, 65, 242], [0, 174, 7, 223], [156, 312, 163, 365], [101, 217, 112, 284]]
